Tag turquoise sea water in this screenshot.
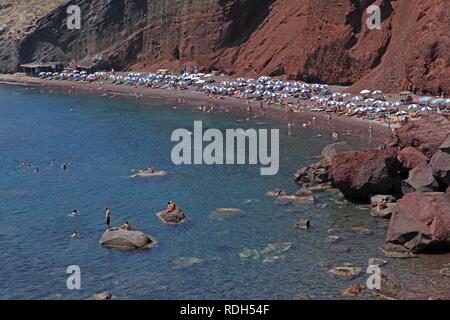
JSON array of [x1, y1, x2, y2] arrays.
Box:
[[0, 84, 442, 299]]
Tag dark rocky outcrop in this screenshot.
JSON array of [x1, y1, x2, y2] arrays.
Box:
[[157, 208, 187, 224], [330, 148, 400, 200], [383, 192, 450, 254], [401, 163, 440, 194], [430, 149, 450, 188], [99, 229, 156, 250], [294, 160, 330, 186]]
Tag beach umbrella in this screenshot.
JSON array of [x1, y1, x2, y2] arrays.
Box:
[[419, 96, 432, 103], [396, 110, 407, 116], [431, 98, 444, 104], [328, 101, 338, 106], [421, 106, 432, 111], [360, 89, 371, 95], [365, 98, 375, 103], [383, 102, 392, 107], [408, 104, 420, 109], [352, 96, 363, 101], [372, 90, 383, 95], [346, 103, 356, 108], [331, 93, 341, 98], [391, 101, 402, 107], [341, 93, 351, 98], [375, 107, 386, 113]]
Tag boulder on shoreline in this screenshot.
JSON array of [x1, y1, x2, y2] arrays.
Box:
[[401, 163, 440, 194], [294, 159, 330, 185], [321, 142, 351, 162], [383, 192, 450, 254], [396, 147, 429, 171], [99, 229, 156, 250], [330, 148, 400, 200], [430, 149, 450, 187], [392, 115, 450, 158], [157, 208, 187, 224]]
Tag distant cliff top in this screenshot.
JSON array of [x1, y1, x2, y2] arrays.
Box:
[[0, 0, 448, 95]]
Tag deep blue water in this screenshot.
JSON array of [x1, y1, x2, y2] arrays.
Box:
[[0, 84, 439, 299]]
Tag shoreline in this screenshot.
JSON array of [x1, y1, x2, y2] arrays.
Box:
[[0, 73, 391, 144]]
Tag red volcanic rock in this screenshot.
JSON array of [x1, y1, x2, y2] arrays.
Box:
[[330, 148, 399, 200], [383, 192, 450, 253], [430, 150, 450, 187], [401, 163, 440, 194], [397, 147, 429, 170], [2, 0, 449, 95], [393, 115, 450, 158]]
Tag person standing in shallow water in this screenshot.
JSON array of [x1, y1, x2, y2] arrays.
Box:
[[105, 208, 111, 230]]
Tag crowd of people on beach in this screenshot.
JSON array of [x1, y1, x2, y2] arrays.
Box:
[[37, 69, 450, 130]]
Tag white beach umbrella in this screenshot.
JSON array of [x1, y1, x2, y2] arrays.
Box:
[[360, 89, 371, 95], [352, 96, 363, 101], [372, 90, 383, 95], [408, 104, 420, 109]]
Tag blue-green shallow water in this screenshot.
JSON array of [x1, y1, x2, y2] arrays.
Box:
[[0, 84, 443, 299]]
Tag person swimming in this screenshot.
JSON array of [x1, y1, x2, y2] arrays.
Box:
[[61, 162, 68, 170], [71, 209, 79, 216], [71, 229, 78, 238]]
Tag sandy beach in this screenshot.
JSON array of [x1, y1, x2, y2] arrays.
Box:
[[0, 73, 391, 143]]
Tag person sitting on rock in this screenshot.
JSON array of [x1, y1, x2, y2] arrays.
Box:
[[166, 201, 176, 213], [147, 165, 155, 173], [377, 199, 388, 210], [120, 221, 131, 231]]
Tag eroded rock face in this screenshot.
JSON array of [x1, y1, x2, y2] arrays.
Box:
[[330, 149, 399, 200], [2, 1, 449, 95], [383, 192, 450, 254], [99, 229, 155, 250], [393, 115, 450, 159]]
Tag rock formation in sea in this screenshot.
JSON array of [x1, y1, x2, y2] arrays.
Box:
[[0, 0, 449, 95], [295, 114, 450, 255], [99, 229, 156, 250]]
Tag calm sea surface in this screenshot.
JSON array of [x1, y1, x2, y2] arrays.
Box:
[[0, 84, 442, 299]]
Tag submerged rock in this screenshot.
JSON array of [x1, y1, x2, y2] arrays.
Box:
[[294, 159, 330, 185], [157, 208, 187, 224], [351, 226, 372, 235], [239, 249, 260, 259], [368, 258, 388, 267], [328, 266, 362, 279], [341, 284, 365, 297], [295, 218, 310, 230], [85, 291, 112, 300], [131, 170, 167, 178], [267, 242, 291, 252], [99, 229, 156, 250], [326, 235, 341, 243], [209, 208, 243, 220], [175, 257, 203, 268], [321, 142, 352, 162]]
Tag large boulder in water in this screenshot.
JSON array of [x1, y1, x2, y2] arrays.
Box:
[[401, 163, 440, 194], [330, 148, 400, 200], [382, 192, 450, 254], [99, 229, 156, 250], [294, 159, 330, 185], [157, 208, 187, 224], [392, 115, 450, 158], [321, 142, 351, 162]]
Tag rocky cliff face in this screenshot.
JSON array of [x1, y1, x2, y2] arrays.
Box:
[[1, 0, 449, 95]]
